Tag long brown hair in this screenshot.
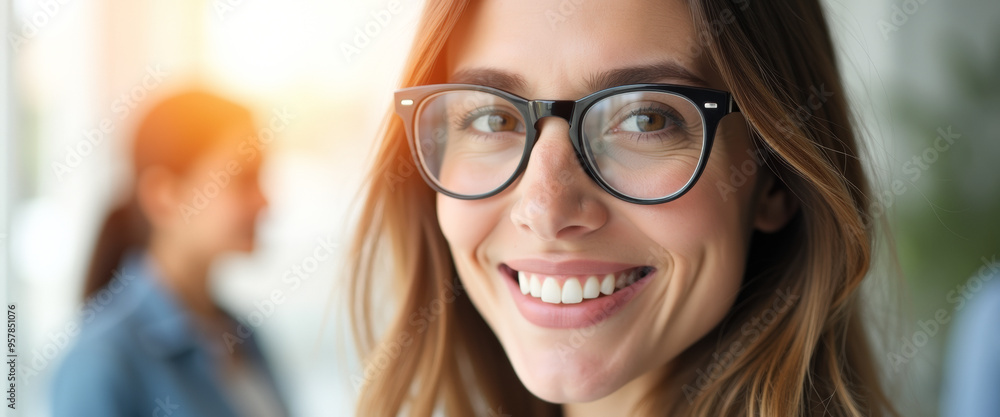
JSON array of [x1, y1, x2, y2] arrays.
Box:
[[83, 91, 254, 299], [348, 0, 898, 415]]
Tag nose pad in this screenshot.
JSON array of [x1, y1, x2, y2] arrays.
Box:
[[509, 117, 608, 241], [526, 100, 591, 181], [529, 100, 576, 125]]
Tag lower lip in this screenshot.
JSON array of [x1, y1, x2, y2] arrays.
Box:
[[502, 268, 654, 329]]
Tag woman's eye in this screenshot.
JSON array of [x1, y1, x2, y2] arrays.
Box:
[[470, 112, 520, 133], [619, 111, 668, 133]]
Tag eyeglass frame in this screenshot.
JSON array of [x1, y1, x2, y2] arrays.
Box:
[[393, 83, 741, 205]]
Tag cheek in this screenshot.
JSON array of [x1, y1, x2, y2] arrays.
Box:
[[650, 170, 753, 293], [217, 185, 262, 241], [624, 139, 759, 265], [644, 116, 761, 258], [616, 135, 761, 358], [175, 182, 256, 248], [436, 195, 506, 255], [436, 194, 513, 321], [623, 172, 751, 296], [214, 190, 251, 225]]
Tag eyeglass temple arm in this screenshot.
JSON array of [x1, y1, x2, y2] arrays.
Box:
[[729, 96, 740, 113]]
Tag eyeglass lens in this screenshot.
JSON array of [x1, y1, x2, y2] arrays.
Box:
[[413, 89, 706, 200]]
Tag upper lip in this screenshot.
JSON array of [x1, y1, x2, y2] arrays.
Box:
[[503, 258, 646, 275]]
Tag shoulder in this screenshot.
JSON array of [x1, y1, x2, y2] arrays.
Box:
[[953, 272, 1000, 339], [50, 323, 144, 416], [71, 272, 155, 352], [49, 276, 158, 415], [940, 272, 1000, 417]]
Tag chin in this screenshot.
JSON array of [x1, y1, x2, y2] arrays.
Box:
[[516, 360, 630, 404], [500, 331, 637, 404], [235, 229, 257, 252], [235, 240, 255, 252], [462, 259, 661, 405]]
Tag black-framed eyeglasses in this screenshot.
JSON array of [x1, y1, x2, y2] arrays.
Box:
[[393, 83, 739, 205]]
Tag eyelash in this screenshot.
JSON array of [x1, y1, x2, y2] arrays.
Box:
[[455, 106, 518, 131], [618, 106, 685, 132]]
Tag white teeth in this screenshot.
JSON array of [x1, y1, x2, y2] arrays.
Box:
[[541, 277, 561, 303], [561, 278, 583, 304], [601, 274, 615, 295], [530, 275, 542, 297], [516, 270, 643, 302], [583, 276, 600, 299]]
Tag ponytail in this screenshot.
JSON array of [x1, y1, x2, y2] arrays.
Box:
[[82, 197, 148, 299]]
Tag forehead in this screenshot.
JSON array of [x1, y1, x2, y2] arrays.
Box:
[[445, 0, 722, 98]]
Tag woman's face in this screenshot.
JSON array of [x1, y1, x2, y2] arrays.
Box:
[[162, 124, 268, 257], [437, 0, 787, 404]]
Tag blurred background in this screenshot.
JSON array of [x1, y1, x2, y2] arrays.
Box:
[[1, 0, 997, 416], [2, 0, 421, 415]]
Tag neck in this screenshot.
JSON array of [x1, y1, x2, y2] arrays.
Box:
[[147, 235, 220, 321], [561, 361, 685, 417]]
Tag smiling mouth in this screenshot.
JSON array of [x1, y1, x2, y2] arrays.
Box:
[[499, 264, 655, 305]]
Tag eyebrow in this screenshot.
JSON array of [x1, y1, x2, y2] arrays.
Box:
[[449, 68, 528, 94], [448, 61, 711, 96], [587, 62, 711, 91]]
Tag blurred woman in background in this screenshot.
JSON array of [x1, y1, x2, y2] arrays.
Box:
[[51, 91, 287, 417]]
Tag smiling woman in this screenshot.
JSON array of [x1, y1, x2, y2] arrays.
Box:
[[347, 0, 899, 416]]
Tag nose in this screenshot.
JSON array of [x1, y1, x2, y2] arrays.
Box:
[[509, 117, 608, 241], [250, 176, 269, 214]]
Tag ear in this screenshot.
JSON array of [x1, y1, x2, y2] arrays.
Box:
[[752, 170, 799, 233], [136, 166, 182, 230]]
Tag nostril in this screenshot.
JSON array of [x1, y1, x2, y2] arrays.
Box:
[[553, 225, 592, 240]]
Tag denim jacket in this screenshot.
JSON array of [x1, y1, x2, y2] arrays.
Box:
[[51, 251, 288, 417]]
